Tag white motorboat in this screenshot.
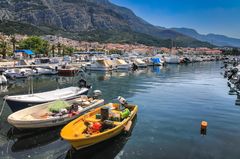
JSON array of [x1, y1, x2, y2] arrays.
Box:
[[4, 81, 90, 112], [114, 59, 131, 70], [165, 55, 180, 64], [85, 60, 113, 71], [7, 96, 104, 129], [34, 67, 58, 75], [133, 59, 147, 68], [3, 68, 35, 79]]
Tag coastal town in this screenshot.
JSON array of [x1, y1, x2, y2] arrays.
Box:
[[0, 33, 224, 59]]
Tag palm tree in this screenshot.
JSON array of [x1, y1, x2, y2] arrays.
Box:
[[43, 42, 50, 57], [10, 35, 17, 54], [51, 44, 55, 57], [62, 45, 65, 56], [57, 42, 61, 56]]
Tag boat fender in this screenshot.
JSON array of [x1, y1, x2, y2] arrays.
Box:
[[124, 120, 132, 132]]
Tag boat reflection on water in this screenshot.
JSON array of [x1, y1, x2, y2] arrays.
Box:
[[85, 71, 112, 81], [152, 66, 161, 74], [65, 116, 137, 159], [0, 85, 8, 93], [7, 126, 62, 152], [111, 71, 130, 78]]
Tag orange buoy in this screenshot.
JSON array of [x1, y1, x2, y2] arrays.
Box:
[[201, 121, 208, 129]]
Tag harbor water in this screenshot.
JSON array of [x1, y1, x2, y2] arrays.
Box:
[[1, 62, 240, 159]]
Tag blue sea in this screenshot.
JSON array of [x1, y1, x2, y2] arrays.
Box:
[[1, 62, 240, 159]]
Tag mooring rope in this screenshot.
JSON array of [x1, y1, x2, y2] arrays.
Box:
[[0, 99, 6, 117]]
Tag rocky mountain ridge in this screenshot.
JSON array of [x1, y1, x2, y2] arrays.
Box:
[[0, 0, 213, 47]]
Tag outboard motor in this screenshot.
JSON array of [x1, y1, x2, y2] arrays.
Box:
[[78, 79, 91, 88], [132, 63, 138, 71], [118, 96, 128, 110], [228, 68, 238, 80], [78, 79, 92, 89], [93, 90, 102, 99], [78, 79, 87, 88], [118, 96, 127, 105]]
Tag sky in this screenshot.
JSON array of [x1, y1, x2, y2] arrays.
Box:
[[110, 0, 240, 39]]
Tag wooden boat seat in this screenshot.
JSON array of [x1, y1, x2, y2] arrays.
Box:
[[22, 114, 35, 120], [85, 117, 101, 123]]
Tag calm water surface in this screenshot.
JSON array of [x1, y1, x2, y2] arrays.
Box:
[[0, 62, 240, 159]]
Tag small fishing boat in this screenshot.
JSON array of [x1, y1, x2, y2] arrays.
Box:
[[7, 96, 104, 129], [58, 65, 79, 76], [61, 97, 138, 150], [4, 80, 91, 112], [3, 68, 34, 79], [34, 67, 58, 75]]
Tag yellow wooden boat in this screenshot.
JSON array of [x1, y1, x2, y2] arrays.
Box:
[[60, 103, 138, 150]]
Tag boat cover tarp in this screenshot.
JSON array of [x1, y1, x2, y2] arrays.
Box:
[[97, 60, 109, 67], [151, 58, 161, 64], [116, 59, 127, 65]]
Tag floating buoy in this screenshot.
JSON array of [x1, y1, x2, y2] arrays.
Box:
[[201, 121, 208, 129], [200, 121, 208, 136], [124, 120, 132, 132]]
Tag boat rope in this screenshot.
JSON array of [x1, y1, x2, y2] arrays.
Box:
[[0, 99, 6, 117], [31, 76, 34, 94], [28, 76, 31, 94]]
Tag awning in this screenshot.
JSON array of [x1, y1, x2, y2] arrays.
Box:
[[74, 52, 105, 55], [14, 50, 34, 55]]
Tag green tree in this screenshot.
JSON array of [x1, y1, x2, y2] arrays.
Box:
[[0, 40, 7, 59], [19, 36, 49, 55], [109, 49, 123, 55], [232, 48, 240, 55], [65, 46, 74, 55], [10, 35, 17, 54]]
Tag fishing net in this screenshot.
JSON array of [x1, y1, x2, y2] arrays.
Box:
[[48, 100, 70, 112]]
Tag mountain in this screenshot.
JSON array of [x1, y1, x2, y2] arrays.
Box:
[[172, 28, 240, 47], [0, 0, 213, 47]]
